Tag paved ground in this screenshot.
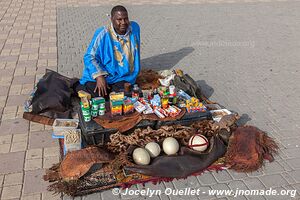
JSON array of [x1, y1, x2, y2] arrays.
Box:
[[0, 0, 300, 200]]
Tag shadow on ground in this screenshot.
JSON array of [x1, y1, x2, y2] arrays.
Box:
[[142, 47, 194, 71]]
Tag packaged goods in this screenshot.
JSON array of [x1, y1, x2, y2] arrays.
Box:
[[154, 108, 165, 118], [177, 90, 191, 100], [150, 94, 161, 108], [109, 92, 124, 101], [123, 99, 134, 114], [78, 90, 91, 100], [133, 101, 147, 113]]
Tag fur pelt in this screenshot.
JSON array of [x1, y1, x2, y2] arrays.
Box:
[[136, 69, 163, 90], [225, 125, 278, 172]]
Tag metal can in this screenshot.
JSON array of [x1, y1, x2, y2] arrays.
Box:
[[99, 108, 105, 116], [99, 103, 105, 109], [83, 115, 91, 122], [91, 110, 98, 117]]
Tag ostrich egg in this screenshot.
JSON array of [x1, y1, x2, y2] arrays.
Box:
[[145, 142, 161, 158], [132, 148, 151, 165], [188, 134, 209, 152], [162, 137, 179, 155]]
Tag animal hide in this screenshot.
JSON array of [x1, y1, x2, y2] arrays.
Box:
[[23, 112, 54, 126], [94, 109, 186, 133], [94, 111, 143, 133], [225, 125, 279, 172], [45, 147, 115, 181], [136, 69, 163, 90], [124, 136, 226, 178]]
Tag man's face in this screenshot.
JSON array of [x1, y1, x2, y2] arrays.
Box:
[[111, 11, 129, 35]]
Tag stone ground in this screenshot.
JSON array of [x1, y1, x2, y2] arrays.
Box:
[[0, 0, 300, 200]]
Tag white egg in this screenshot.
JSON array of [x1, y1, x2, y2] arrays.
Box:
[[132, 148, 150, 165], [145, 142, 161, 158], [188, 134, 209, 152], [162, 137, 179, 155]]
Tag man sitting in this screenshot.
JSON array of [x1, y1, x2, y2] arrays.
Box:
[[76, 5, 140, 97]]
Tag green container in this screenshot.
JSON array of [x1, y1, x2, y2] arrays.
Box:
[[99, 108, 105, 116], [99, 103, 105, 109], [91, 104, 99, 110], [91, 110, 98, 117], [83, 115, 91, 122], [92, 97, 105, 104]]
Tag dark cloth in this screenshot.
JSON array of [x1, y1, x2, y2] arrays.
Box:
[[31, 69, 78, 119], [74, 81, 129, 98]]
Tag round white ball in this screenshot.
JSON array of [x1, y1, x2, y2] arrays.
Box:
[[145, 142, 161, 158], [162, 137, 179, 155], [188, 134, 209, 152], [132, 148, 151, 165]]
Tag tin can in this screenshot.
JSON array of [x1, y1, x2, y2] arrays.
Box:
[[83, 115, 91, 122], [99, 103, 105, 109], [99, 108, 105, 116], [91, 110, 98, 117], [91, 103, 99, 110]]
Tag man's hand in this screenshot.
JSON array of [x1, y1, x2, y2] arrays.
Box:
[[94, 75, 107, 96]]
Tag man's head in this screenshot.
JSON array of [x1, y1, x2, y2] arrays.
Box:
[[111, 5, 129, 35]]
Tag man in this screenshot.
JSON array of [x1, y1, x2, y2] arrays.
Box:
[[77, 5, 140, 97]]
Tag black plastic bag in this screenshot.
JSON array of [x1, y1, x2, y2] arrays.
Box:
[[31, 69, 79, 119]]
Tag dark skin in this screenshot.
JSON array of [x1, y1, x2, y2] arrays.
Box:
[[94, 11, 130, 96]]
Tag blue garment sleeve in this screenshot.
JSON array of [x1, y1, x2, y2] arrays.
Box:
[[83, 28, 108, 80]]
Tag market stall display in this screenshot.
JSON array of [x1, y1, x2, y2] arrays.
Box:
[[22, 69, 279, 197]]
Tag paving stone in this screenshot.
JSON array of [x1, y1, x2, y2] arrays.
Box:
[[25, 158, 43, 171], [10, 141, 27, 152], [0, 143, 11, 154], [6, 94, 28, 106], [0, 118, 29, 136], [29, 122, 45, 132], [197, 172, 217, 186], [23, 169, 50, 194], [0, 135, 12, 144], [22, 193, 42, 200], [43, 146, 60, 157], [42, 191, 61, 200], [12, 133, 28, 143], [0, 151, 25, 174], [28, 130, 58, 149], [286, 158, 300, 170], [26, 148, 43, 159], [211, 170, 233, 183], [227, 169, 248, 180], [82, 192, 101, 200], [4, 172, 23, 186], [228, 180, 248, 191], [263, 161, 285, 175], [1, 184, 22, 199], [210, 183, 231, 198], [290, 169, 300, 182], [43, 156, 59, 169], [259, 174, 289, 188], [243, 177, 265, 190], [0, 174, 4, 185], [12, 75, 35, 85]]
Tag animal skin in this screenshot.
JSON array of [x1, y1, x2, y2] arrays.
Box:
[[59, 147, 115, 181], [225, 125, 278, 172], [124, 136, 226, 178], [211, 113, 240, 132]]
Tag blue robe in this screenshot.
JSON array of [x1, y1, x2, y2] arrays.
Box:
[[79, 21, 140, 85]]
